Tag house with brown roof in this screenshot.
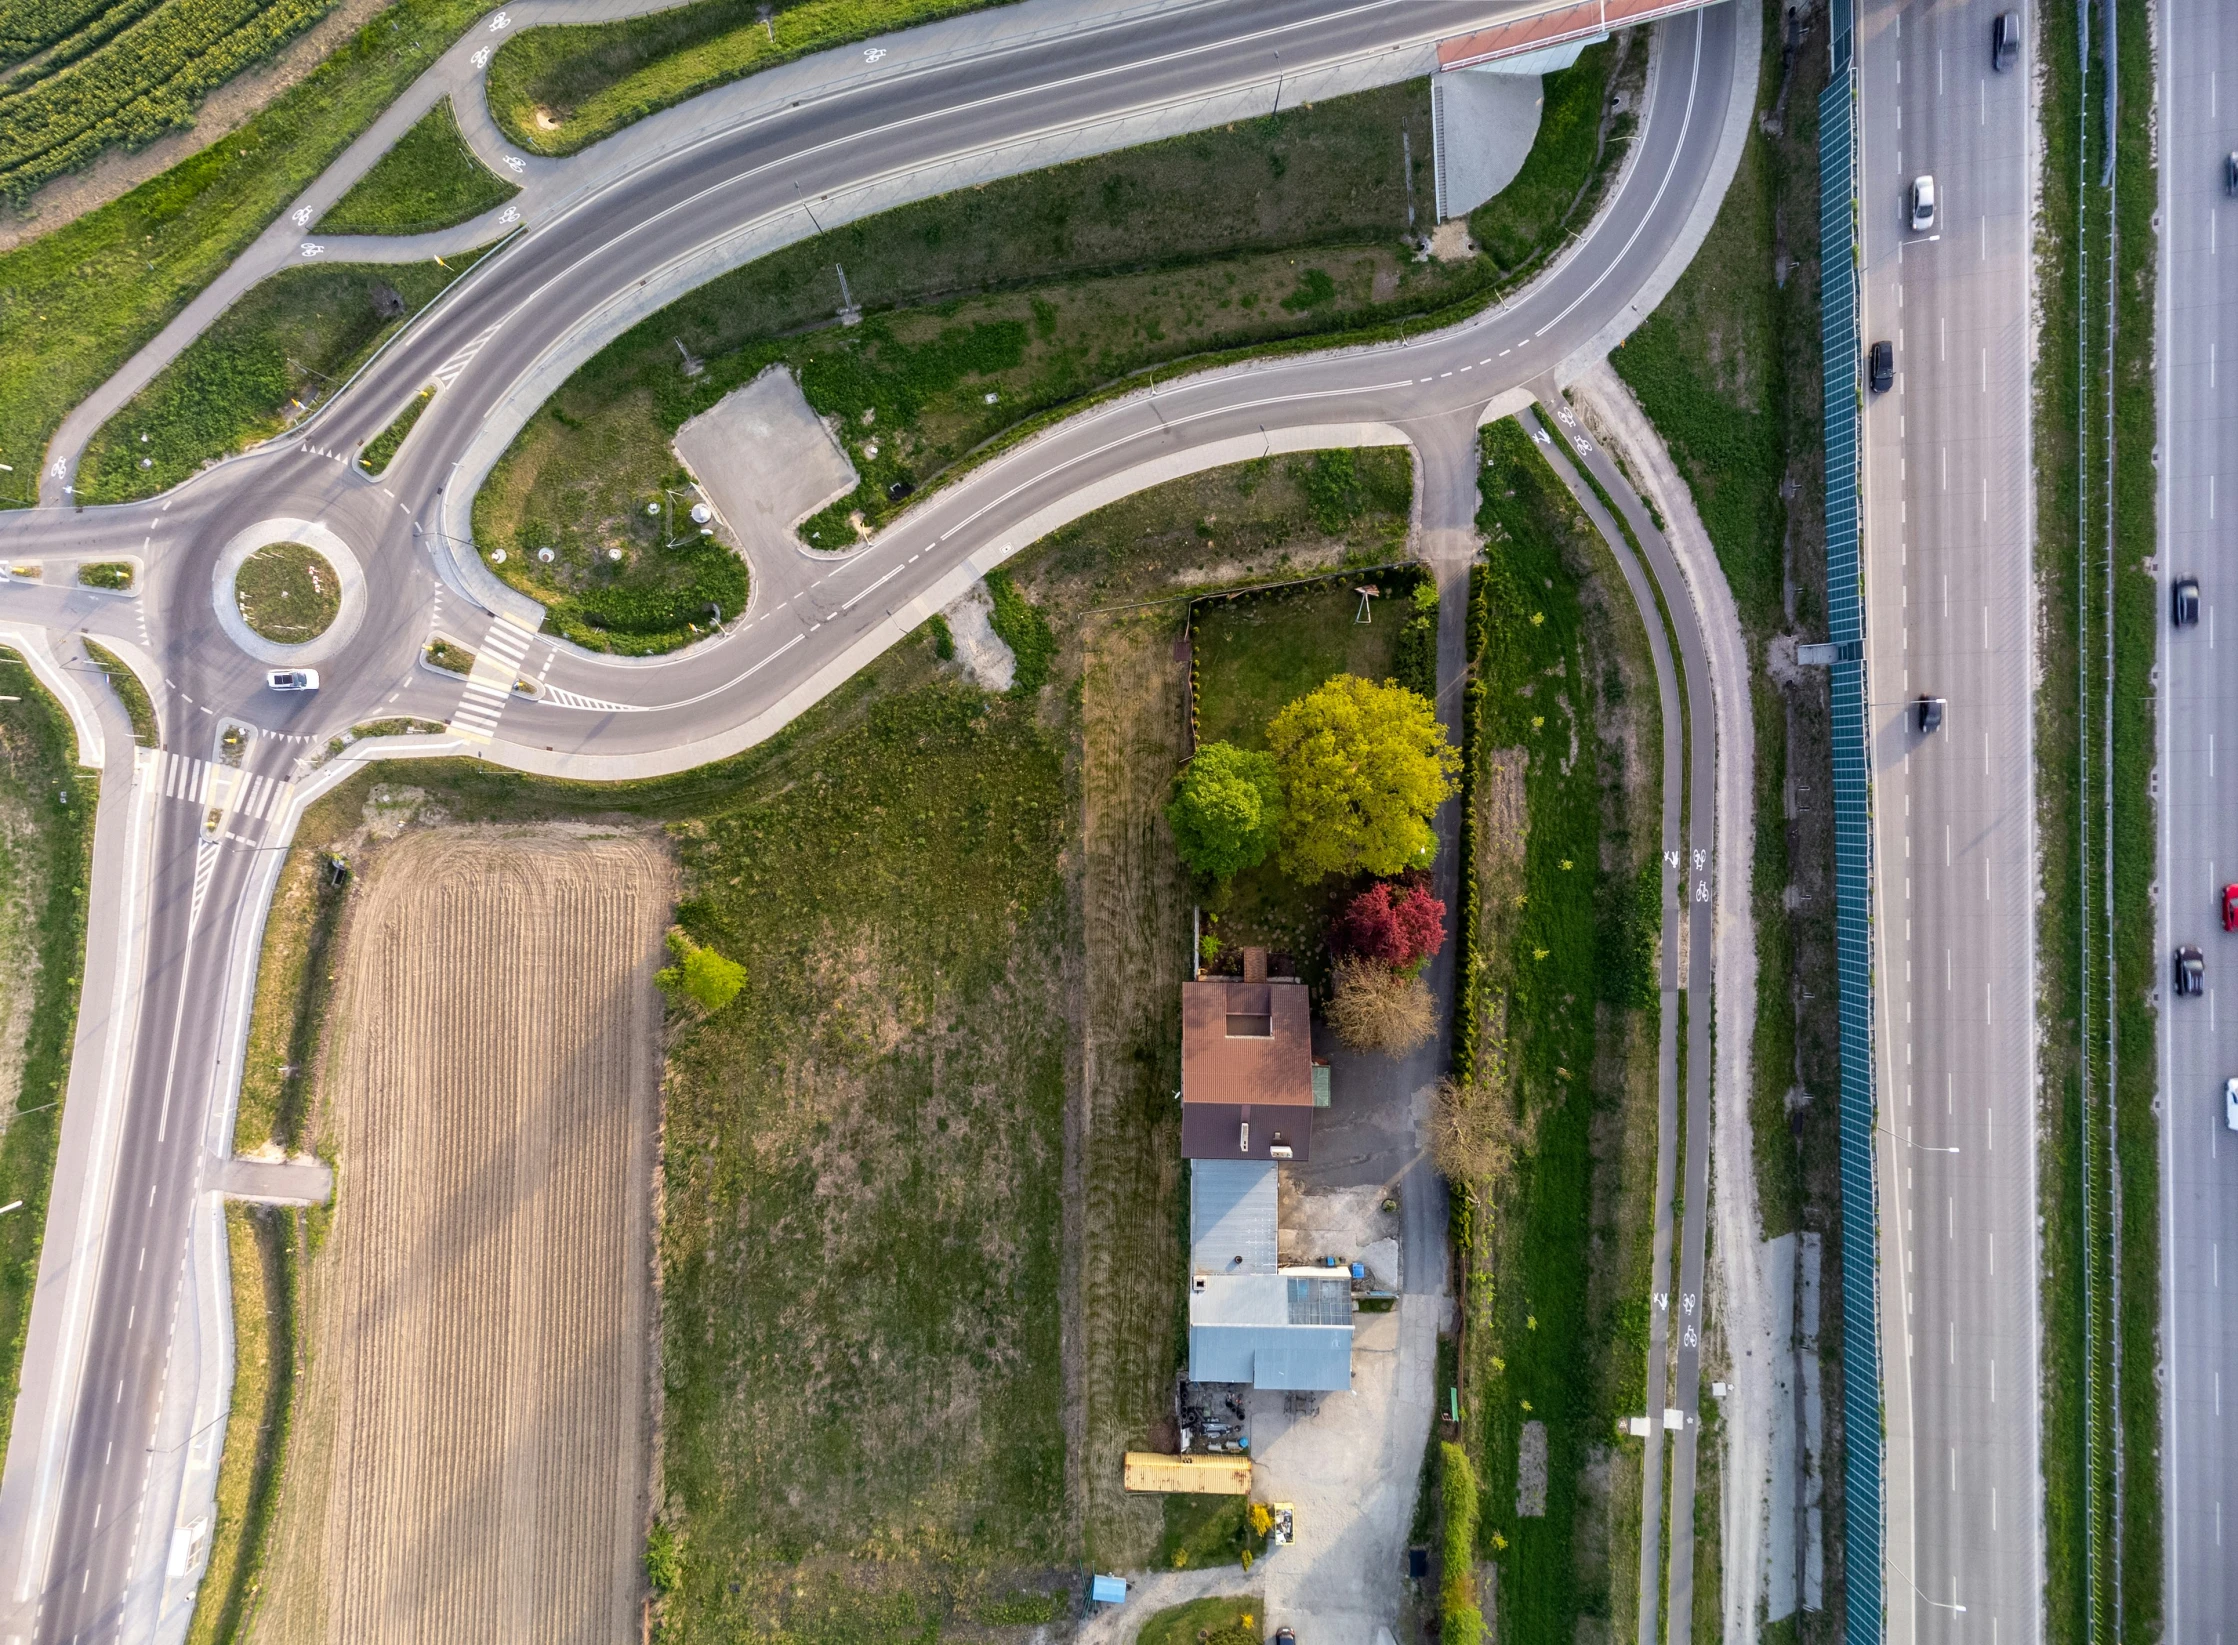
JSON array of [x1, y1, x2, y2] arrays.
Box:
[[1180, 948, 1316, 1162]]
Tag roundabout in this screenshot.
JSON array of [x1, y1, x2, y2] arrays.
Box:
[[209, 517, 368, 666]]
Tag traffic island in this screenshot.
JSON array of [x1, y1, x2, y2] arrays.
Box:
[[233, 542, 339, 645]]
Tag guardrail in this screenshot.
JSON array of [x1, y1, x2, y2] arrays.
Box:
[[1816, 2, 1882, 1638]]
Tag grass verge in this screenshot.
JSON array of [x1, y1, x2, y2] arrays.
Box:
[[76, 559, 131, 589], [80, 639, 157, 746], [476, 53, 1642, 651], [2033, 2, 2161, 1640], [314, 97, 516, 236], [184, 1204, 298, 1645], [1449, 420, 1661, 1636], [0, 650, 97, 1467], [356, 384, 432, 475], [78, 252, 484, 503], [0, 0, 503, 497], [1137, 1596, 1260, 1645], [489, 0, 1010, 156], [233, 542, 339, 643], [1468, 36, 1640, 272]]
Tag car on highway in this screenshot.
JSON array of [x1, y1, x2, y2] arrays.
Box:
[[1916, 695, 1945, 734], [265, 668, 319, 691], [2177, 945, 2206, 996], [2223, 884, 2238, 931], [1993, 10, 2021, 71], [1911, 174, 1937, 232], [2226, 1077, 2238, 1132], [2227, 151, 2238, 198], [2174, 576, 2201, 626], [1274, 1630, 1295, 1645], [1868, 339, 1894, 393]]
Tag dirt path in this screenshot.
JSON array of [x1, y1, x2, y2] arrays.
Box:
[[251, 826, 671, 1644]]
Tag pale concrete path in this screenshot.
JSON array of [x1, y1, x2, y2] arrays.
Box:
[[40, 0, 1209, 504], [1572, 360, 1773, 1645], [212, 1157, 333, 1205]]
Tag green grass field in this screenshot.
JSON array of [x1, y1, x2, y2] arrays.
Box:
[[1137, 1596, 1260, 1645], [1454, 420, 1660, 1639], [357, 385, 432, 475], [474, 80, 1458, 650], [80, 639, 157, 746], [488, 0, 1007, 156], [232, 541, 339, 643], [0, 651, 97, 1471], [315, 98, 516, 236], [76, 254, 480, 504]]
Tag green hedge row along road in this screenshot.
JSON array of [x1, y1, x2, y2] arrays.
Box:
[[314, 97, 515, 237], [0, 0, 334, 203], [487, 0, 1010, 157], [0, 651, 98, 1471], [76, 253, 483, 503]]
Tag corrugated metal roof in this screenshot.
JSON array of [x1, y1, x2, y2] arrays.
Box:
[[1188, 1323, 1353, 1391], [1191, 1159, 1277, 1275]]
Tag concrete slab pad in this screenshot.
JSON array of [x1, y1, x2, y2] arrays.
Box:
[[1433, 70, 1545, 219], [214, 1155, 333, 1206], [672, 366, 859, 573]]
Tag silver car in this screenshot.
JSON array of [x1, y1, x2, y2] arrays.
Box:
[[1911, 174, 1938, 232], [265, 668, 320, 691], [2226, 1077, 2238, 1132]]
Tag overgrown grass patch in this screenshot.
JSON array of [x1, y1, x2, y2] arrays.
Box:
[[1453, 421, 1661, 1638], [315, 98, 515, 236], [488, 0, 1010, 156], [357, 385, 432, 476], [75, 559, 131, 589], [78, 253, 483, 504], [1153, 1496, 1259, 1572], [81, 638, 157, 746], [474, 82, 1468, 645], [233, 541, 339, 643], [0, 651, 96, 1468], [1137, 1595, 1260, 1645], [184, 1204, 297, 1645]]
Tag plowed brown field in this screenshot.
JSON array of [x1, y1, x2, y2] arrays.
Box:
[[252, 829, 671, 1645]]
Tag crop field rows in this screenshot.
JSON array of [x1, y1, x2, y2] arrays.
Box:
[[253, 830, 668, 1644]]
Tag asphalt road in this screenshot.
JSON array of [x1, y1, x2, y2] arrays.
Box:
[[0, 0, 1749, 1636], [1855, 0, 2041, 1638], [2157, 0, 2238, 1630]]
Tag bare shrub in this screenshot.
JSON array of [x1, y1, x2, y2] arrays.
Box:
[[1325, 954, 1436, 1055], [1432, 1073, 1518, 1189]]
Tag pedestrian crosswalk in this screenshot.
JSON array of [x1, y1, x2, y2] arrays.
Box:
[[154, 751, 291, 821], [449, 618, 536, 744]]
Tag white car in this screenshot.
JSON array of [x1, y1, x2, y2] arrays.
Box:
[[265, 668, 319, 691], [2226, 1077, 2238, 1133], [1910, 174, 1937, 232]]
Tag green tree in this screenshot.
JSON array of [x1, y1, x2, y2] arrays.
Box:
[[656, 928, 746, 1011], [1166, 741, 1283, 879], [1266, 675, 1458, 879]]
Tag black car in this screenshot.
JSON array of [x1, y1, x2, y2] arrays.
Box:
[[2177, 944, 2207, 996], [1868, 339, 1894, 394], [1993, 10, 2021, 72], [1274, 1631, 1295, 1645], [1916, 695, 1945, 734], [2175, 576, 2201, 627], [2228, 151, 2238, 198]]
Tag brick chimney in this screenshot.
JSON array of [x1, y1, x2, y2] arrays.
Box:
[[1241, 946, 1269, 983]]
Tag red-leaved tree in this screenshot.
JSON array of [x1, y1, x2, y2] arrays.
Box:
[[1329, 879, 1447, 970]]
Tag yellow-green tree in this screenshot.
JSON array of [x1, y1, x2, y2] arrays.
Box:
[[1265, 674, 1458, 879]]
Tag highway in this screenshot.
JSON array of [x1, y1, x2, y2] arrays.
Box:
[[1854, 0, 2041, 1638], [2157, 0, 2238, 1631], [0, 0, 1752, 1637]]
